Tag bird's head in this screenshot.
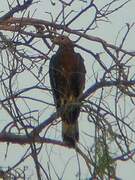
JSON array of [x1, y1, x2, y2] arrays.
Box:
[[51, 35, 73, 47]]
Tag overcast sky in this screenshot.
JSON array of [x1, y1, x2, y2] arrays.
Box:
[[0, 0, 135, 179]]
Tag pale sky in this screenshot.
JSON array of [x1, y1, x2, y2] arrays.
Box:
[[0, 0, 135, 179]]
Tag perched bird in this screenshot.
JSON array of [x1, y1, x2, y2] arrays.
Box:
[[49, 35, 86, 146]]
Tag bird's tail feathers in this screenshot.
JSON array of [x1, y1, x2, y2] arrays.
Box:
[[62, 120, 79, 147]]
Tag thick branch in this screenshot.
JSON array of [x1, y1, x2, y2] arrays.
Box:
[[0, 132, 69, 147], [30, 79, 135, 135], [81, 79, 135, 100], [0, 17, 135, 56]]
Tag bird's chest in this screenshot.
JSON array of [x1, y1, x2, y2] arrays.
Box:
[[59, 53, 77, 76]]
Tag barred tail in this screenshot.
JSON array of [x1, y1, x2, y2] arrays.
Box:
[[62, 120, 79, 147]]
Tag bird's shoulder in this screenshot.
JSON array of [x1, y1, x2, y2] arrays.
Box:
[[75, 53, 86, 73], [49, 52, 60, 67]]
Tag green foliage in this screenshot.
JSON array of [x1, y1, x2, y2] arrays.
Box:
[[96, 138, 116, 178]]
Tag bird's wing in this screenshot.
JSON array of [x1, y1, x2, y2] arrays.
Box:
[[49, 54, 66, 108], [69, 53, 86, 97]]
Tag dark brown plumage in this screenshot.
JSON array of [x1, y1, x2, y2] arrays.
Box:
[[49, 36, 86, 146]]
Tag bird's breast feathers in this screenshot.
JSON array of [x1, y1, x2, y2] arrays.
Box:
[[59, 53, 80, 73]]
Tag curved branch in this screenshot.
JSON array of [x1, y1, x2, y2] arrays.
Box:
[[0, 17, 135, 56], [81, 79, 135, 100], [0, 132, 73, 148], [31, 79, 135, 135]]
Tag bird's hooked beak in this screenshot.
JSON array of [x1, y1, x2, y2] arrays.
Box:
[[51, 36, 60, 45], [51, 35, 73, 47]]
